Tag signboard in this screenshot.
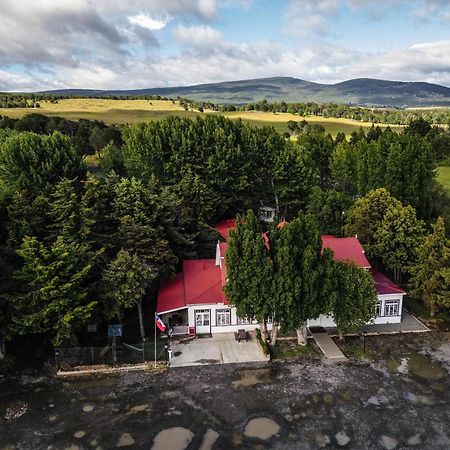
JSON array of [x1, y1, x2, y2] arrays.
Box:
[[87, 323, 97, 333], [108, 324, 123, 338]]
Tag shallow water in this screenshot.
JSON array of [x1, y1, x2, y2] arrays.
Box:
[[232, 367, 274, 387], [244, 417, 280, 440], [151, 427, 194, 450], [407, 353, 445, 380]]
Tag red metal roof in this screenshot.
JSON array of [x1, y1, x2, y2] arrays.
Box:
[[216, 218, 236, 240], [371, 269, 406, 295], [321, 235, 371, 269], [183, 259, 228, 305], [156, 273, 185, 313]]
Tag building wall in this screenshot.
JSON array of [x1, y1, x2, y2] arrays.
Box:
[[307, 294, 404, 328]]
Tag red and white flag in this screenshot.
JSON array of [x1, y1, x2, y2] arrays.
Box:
[[155, 314, 166, 332]]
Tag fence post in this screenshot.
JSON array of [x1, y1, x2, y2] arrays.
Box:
[[91, 346, 94, 365]]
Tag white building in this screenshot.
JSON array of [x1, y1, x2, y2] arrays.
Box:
[[156, 220, 405, 336]]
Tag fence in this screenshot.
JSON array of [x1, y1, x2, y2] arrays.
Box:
[[56, 338, 168, 370]]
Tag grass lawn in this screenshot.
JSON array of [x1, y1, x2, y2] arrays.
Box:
[[404, 296, 450, 331], [1, 98, 403, 137], [437, 166, 450, 195]]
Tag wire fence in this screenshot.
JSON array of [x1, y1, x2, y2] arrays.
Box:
[[56, 338, 168, 370]]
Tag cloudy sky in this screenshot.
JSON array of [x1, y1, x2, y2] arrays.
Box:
[[1, 0, 450, 91]]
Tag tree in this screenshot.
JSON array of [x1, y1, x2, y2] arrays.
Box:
[[331, 262, 377, 340], [330, 142, 358, 195], [374, 204, 424, 283], [345, 188, 402, 259], [8, 236, 99, 345], [0, 132, 85, 196], [224, 211, 274, 341], [102, 250, 155, 341], [409, 217, 450, 315], [270, 214, 334, 345], [272, 143, 316, 217], [307, 187, 353, 236]]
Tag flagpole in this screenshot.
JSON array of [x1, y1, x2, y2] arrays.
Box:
[[154, 316, 157, 368]]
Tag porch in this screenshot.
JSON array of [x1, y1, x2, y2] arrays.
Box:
[[169, 332, 269, 367]]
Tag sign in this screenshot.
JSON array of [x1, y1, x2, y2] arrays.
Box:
[[108, 324, 123, 338], [87, 323, 97, 333]]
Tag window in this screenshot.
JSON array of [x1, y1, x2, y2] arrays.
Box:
[[216, 309, 231, 326], [237, 316, 252, 325], [385, 300, 400, 316], [376, 301, 382, 317]]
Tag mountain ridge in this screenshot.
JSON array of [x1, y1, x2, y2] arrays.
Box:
[[40, 76, 450, 107]]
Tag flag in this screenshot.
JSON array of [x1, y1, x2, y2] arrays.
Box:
[[155, 313, 166, 332]]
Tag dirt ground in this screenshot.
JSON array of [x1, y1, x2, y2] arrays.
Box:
[[1, 332, 449, 450]]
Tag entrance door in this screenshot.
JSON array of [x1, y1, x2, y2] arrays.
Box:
[[195, 309, 211, 334]]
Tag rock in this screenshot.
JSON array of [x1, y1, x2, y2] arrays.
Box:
[[406, 434, 422, 446], [284, 414, 293, 422], [323, 393, 333, 404], [83, 404, 94, 412], [126, 404, 149, 415], [74, 431, 85, 439], [116, 433, 135, 447], [48, 415, 57, 422], [90, 439, 98, 447], [64, 446, 80, 450], [315, 433, 331, 448], [380, 435, 398, 449], [335, 431, 350, 446], [244, 417, 280, 440]]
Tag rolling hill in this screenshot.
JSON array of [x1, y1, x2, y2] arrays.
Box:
[[42, 77, 450, 107]]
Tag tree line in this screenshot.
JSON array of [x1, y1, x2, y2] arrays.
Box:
[[0, 114, 449, 366]]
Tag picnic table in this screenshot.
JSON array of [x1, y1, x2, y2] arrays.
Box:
[[235, 329, 249, 342]]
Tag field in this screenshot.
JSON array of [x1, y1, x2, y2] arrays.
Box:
[[0, 98, 404, 137], [437, 166, 450, 195]]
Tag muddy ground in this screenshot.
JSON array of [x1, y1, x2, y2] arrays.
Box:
[[0, 332, 449, 450]]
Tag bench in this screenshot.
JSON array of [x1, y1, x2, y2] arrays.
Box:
[[235, 329, 249, 342]]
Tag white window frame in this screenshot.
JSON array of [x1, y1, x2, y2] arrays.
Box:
[[216, 309, 231, 326], [385, 300, 400, 316], [237, 316, 252, 325], [376, 301, 382, 317]]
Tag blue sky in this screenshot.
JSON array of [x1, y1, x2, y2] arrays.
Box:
[[1, 0, 450, 91]]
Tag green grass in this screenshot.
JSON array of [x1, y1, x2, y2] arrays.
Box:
[[271, 340, 318, 359], [404, 296, 450, 331], [1, 98, 404, 137], [437, 166, 450, 195]]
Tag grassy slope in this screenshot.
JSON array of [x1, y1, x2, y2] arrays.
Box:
[[437, 166, 450, 195], [1, 99, 404, 137]]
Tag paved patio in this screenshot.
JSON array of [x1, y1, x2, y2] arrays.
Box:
[[325, 309, 430, 337], [169, 332, 269, 367]]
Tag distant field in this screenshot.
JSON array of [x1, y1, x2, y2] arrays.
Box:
[[0, 98, 404, 137], [438, 166, 450, 195]]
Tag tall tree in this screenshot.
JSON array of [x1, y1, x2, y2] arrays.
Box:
[[374, 204, 424, 283], [102, 250, 156, 341], [270, 214, 334, 345], [331, 262, 377, 340], [0, 132, 85, 196], [8, 236, 99, 345], [345, 188, 402, 259], [409, 217, 450, 315], [224, 210, 273, 340]]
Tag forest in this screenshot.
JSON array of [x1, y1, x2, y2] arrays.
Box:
[[0, 113, 449, 367]]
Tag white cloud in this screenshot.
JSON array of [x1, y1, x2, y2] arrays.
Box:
[[128, 13, 171, 30], [173, 25, 223, 48]]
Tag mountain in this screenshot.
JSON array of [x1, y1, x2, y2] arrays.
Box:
[[42, 77, 450, 107]]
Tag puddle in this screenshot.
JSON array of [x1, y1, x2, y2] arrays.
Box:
[[151, 427, 194, 450], [244, 417, 280, 440], [232, 368, 274, 388], [116, 433, 135, 447], [406, 354, 445, 380], [199, 429, 219, 450]]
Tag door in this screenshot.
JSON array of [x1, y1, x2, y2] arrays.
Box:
[[195, 309, 211, 334]]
